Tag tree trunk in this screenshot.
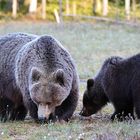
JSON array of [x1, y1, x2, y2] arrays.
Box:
[[72, 1, 76, 16], [125, 0, 130, 20], [59, 0, 63, 22], [103, 0, 108, 16], [42, 0, 46, 19], [66, 0, 70, 15], [29, 0, 37, 13], [12, 0, 17, 18], [132, 0, 136, 21], [132, 0, 136, 12], [93, 0, 102, 15]]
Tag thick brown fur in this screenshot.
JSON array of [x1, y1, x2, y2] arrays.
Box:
[[0, 33, 79, 122], [80, 55, 140, 121]]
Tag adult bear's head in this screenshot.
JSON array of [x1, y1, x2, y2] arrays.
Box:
[[29, 67, 68, 121]]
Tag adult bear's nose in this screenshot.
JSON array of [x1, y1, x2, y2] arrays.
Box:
[[38, 117, 47, 123]]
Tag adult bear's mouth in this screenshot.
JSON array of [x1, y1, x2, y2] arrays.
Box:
[[38, 103, 52, 121]]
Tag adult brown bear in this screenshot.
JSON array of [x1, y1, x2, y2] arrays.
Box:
[[80, 55, 140, 121], [0, 33, 79, 122]]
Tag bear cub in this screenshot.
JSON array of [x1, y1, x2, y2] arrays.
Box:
[[80, 54, 140, 121]]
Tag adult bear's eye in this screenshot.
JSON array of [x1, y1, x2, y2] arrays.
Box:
[[40, 103, 44, 106], [47, 102, 51, 106]]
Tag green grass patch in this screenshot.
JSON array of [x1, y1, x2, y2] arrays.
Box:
[[1, 21, 139, 79]]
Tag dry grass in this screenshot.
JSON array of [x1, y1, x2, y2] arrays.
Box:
[[0, 21, 140, 140]]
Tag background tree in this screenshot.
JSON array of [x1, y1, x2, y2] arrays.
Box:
[[12, 0, 17, 18], [103, 0, 108, 16], [29, 0, 37, 13], [93, 0, 102, 15], [125, 0, 130, 20], [42, 0, 46, 19]]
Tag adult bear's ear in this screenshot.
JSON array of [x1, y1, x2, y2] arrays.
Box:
[[87, 79, 94, 90], [30, 67, 44, 83], [55, 69, 65, 86]]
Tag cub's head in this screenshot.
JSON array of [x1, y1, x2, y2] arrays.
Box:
[[29, 67, 68, 121], [80, 79, 107, 117]]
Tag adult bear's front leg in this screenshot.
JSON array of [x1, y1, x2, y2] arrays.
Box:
[[23, 94, 38, 121], [10, 104, 27, 121]]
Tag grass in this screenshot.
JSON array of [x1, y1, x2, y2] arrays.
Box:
[[0, 21, 140, 139], [0, 21, 140, 79]]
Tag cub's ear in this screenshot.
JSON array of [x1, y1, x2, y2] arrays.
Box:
[[87, 79, 94, 90], [55, 69, 64, 86], [30, 67, 44, 83]]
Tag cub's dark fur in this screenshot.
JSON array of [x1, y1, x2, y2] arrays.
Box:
[[80, 55, 140, 121]]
